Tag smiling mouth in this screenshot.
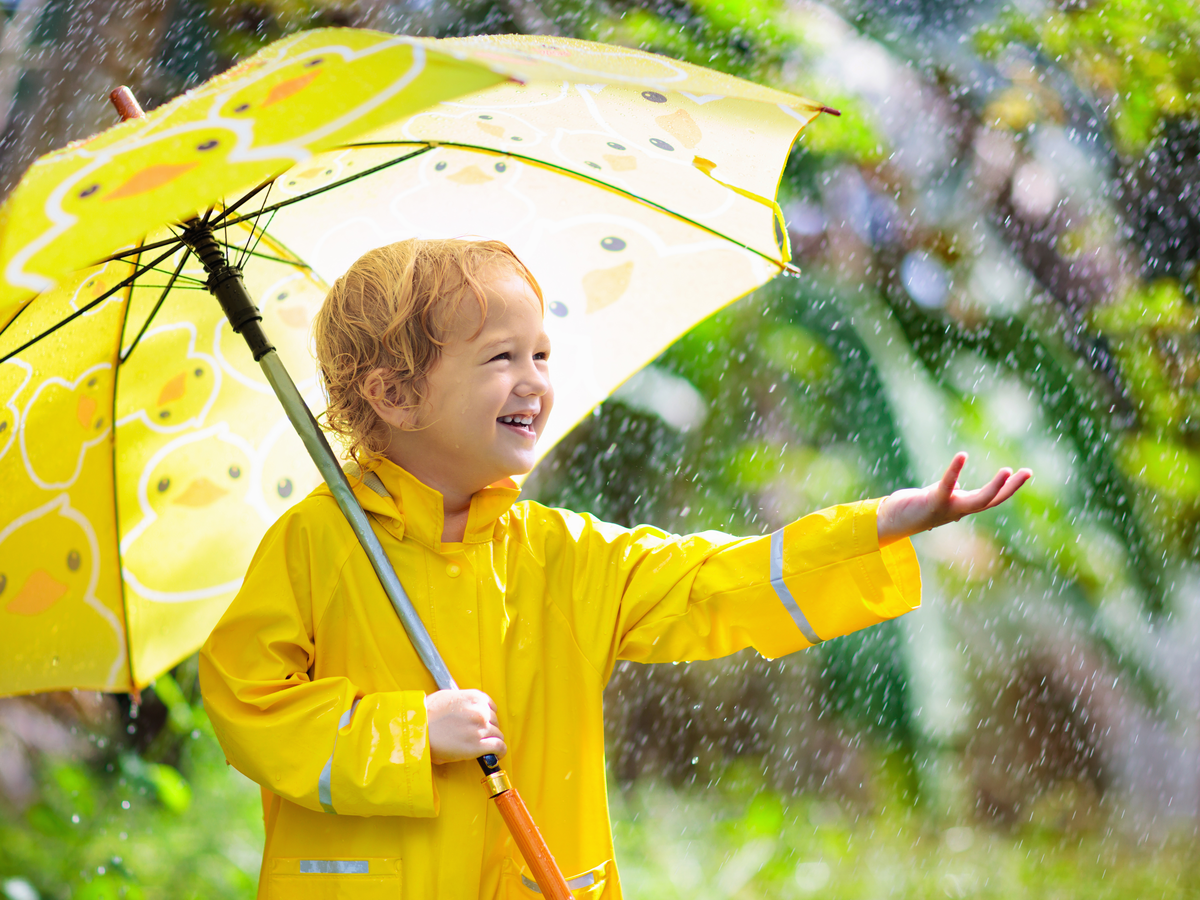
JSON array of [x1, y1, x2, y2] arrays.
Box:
[[498, 414, 536, 438]]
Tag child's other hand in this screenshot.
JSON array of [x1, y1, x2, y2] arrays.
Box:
[[425, 689, 507, 765], [877, 452, 1031, 546]]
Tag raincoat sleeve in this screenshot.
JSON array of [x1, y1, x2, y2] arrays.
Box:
[[535, 497, 919, 672], [198, 500, 437, 818]]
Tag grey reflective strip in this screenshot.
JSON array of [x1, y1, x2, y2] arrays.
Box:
[[300, 860, 369, 874], [770, 529, 822, 645], [318, 698, 361, 814], [521, 872, 596, 893], [343, 463, 389, 499], [362, 471, 389, 498]]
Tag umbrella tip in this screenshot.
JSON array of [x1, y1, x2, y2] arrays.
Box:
[[818, 105, 841, 117], [109, 86, 146, 122]]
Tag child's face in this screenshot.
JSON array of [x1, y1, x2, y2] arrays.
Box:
[[387, 268, 553, 494]]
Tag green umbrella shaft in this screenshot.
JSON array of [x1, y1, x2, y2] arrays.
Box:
[[182, 222, 457, 692]]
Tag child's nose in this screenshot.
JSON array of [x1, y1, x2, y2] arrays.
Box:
[[517, 361, 550, 396]]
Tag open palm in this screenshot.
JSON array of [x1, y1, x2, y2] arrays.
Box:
[[877, 452, 1031, 546]]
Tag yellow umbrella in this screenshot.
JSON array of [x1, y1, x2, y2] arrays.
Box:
[[0, 30, 832, 698]]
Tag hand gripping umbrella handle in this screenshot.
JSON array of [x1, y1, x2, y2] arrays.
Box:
[[178, 218, 573, 900]]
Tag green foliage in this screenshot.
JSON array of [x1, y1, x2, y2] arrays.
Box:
[[0, 665, 263, 900], [977, 0, 1200, 151], [610, 764, 1200, 899]]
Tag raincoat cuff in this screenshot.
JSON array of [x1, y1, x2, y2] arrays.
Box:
[[848, 497, 922, 622], [763, 497, 921, 652], [326, 690, 438, 817]]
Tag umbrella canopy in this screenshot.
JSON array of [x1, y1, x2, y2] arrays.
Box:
[[0, 29, 832, 697]]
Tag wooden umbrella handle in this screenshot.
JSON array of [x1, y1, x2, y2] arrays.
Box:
[[481, 759, 573, 899], [109, 86, 146, 121]]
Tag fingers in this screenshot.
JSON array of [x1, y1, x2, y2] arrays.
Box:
[[938, 452, 968, 496], [957, 467, 1011, 513], [984, 467, 1032, 509], [949, 465, 1032, 519], [427, 689, 507, 764]]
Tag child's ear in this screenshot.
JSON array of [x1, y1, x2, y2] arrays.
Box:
[[363, 369, 418, 430]]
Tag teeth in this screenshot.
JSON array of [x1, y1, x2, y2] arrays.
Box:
[[499, 415, 534, 425]]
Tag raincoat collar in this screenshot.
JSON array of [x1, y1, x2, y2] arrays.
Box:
[[348, 457, 520, 551]]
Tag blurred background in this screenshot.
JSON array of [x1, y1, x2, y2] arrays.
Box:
[[3, 0, 1200, 897]]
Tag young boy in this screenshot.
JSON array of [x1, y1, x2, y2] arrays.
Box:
[[199, 238, 1029, 900]]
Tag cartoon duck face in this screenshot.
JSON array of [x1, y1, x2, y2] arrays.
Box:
[[58, 125, 232, 219], [527, 224, 646, 322], [405, 102, 546, 151], [274, 151, 349, 198], [120, 431, 263, 598], [116, 324, 218, 433], [259, 425, 322, 519], [383, 149, 535, 244], [1, 505, 90, 617], [19, 364, 112, 489], [216, 41, 424, 146], [0, 495, 123, 691]]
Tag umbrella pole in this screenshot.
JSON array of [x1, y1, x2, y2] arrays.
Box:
[[178, 221, 574, 900]]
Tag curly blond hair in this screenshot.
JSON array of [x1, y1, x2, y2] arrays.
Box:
[[312, 238, 543, 464]]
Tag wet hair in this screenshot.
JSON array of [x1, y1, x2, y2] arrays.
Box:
[[313, 238, 544, 465]]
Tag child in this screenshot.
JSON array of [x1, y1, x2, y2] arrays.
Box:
[[199, 238, 1029, 899]]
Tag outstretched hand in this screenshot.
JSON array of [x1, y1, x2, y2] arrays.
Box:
[[877, 452, 1031, 546]]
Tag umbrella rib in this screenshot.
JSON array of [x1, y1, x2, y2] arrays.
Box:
[[216, 145, 434, 230], [110, 242, 141, 694], [346, 140, 790, 271], [0, 244, 181, 364], [209, 177, 275, 227], [120, 248, 192, 364], [97, 236, 187, 263], [140, 266, 206, 285], [240, 207, 277, 270], [236, 181, 273, 269], [237, 247, 311, 268]]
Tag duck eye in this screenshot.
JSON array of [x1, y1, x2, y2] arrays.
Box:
[[277, 478, 294, 499], [157, 477, 170, 493], [194, 368, 204, 378], [228, 465, 242, 479], [67, 550, 81, 572], [0, 573, 6, 595]]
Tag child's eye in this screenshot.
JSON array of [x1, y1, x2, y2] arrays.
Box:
[[489, 352, 511, 362], [535, 351, 549, 361]]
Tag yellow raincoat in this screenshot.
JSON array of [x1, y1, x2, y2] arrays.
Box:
[[199, 458, 921, 899]]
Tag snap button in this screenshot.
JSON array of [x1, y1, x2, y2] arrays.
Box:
[[446, 563, 461, 577]]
